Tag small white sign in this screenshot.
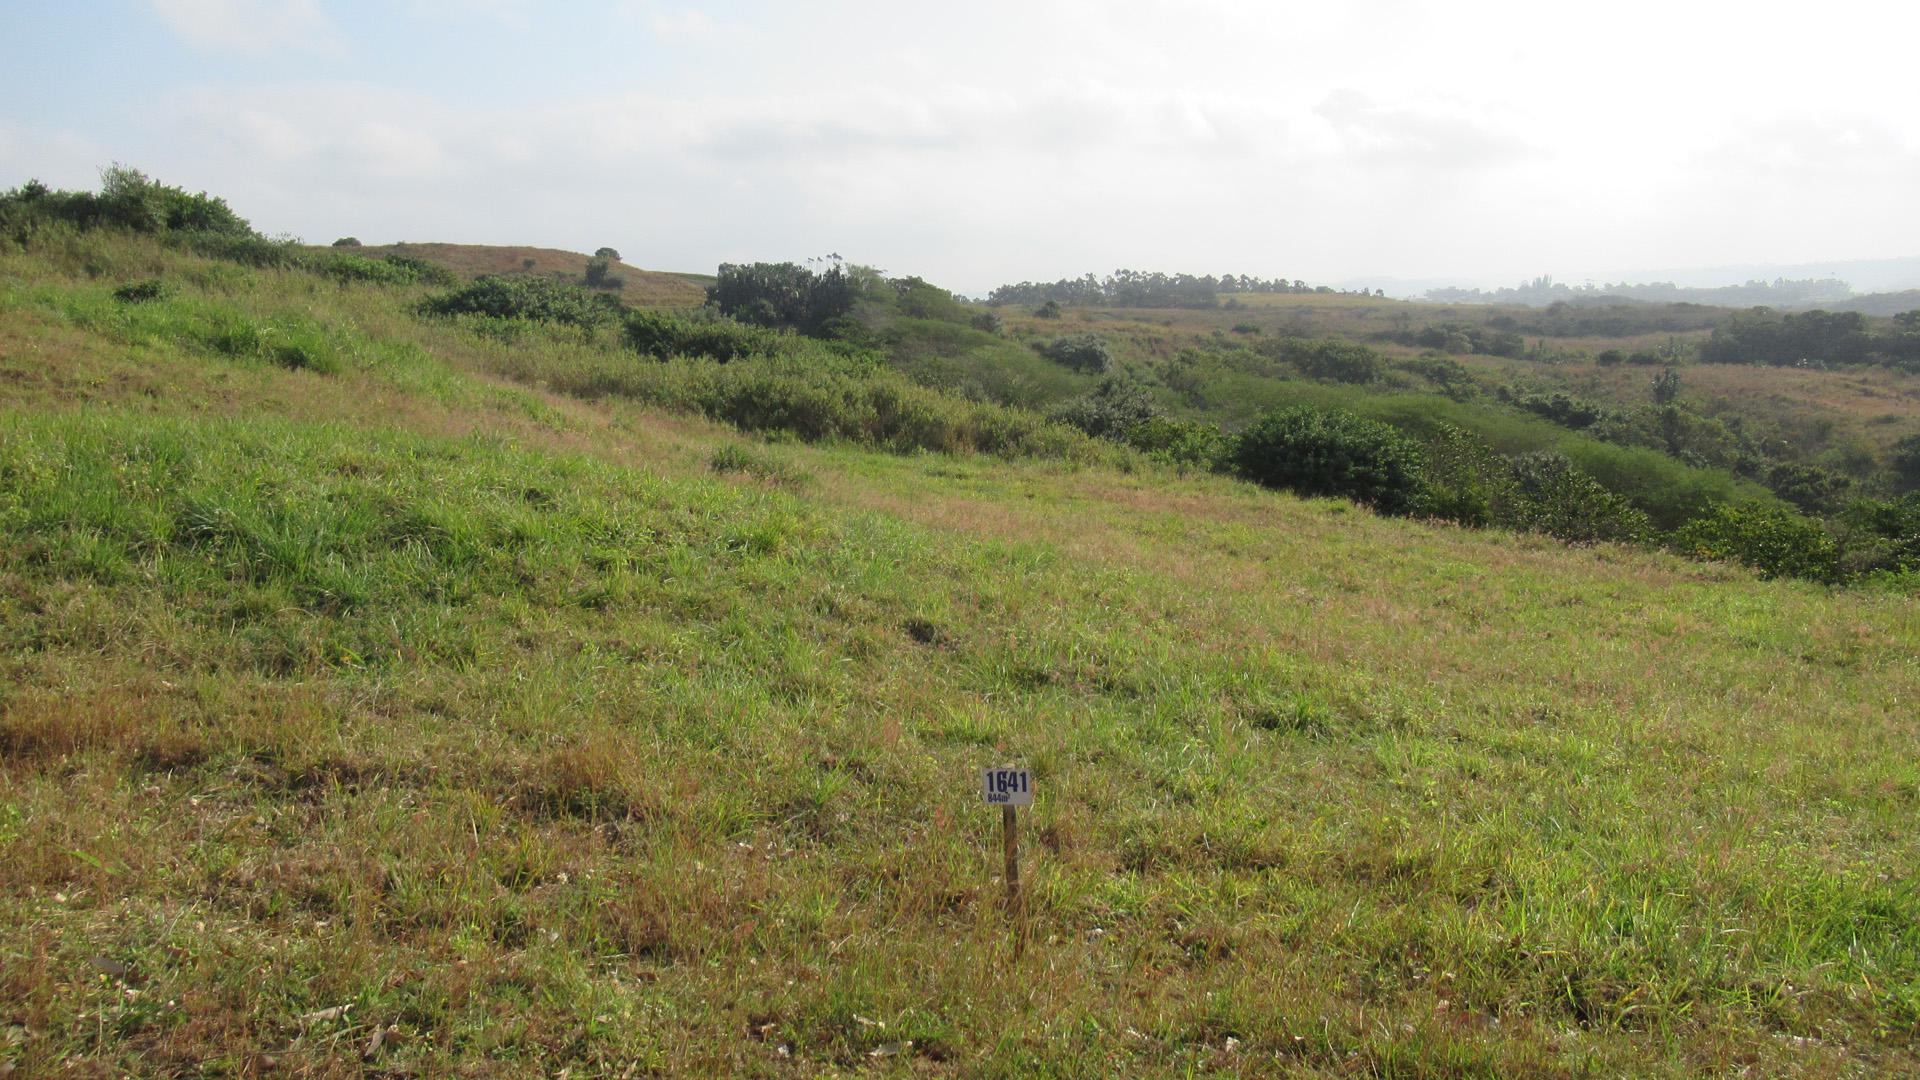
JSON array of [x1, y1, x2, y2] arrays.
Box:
[[982, 766, 1034, 806]]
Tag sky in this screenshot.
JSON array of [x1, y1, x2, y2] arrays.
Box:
[[3, 0, 1918, 294]]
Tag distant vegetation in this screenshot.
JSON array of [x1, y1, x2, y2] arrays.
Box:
[[1427, 273, 1855, 308], [987, 269, 1376, 309], [7, 166, 1917, 586]]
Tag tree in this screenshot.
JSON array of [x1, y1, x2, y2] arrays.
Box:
[[594, 246, 621, 261], [1651, 367, 1682, 404], [584, 256, 621, 290], [332, 236, 362, 247]]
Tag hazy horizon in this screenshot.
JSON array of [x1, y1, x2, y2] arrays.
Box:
[[4, 1, 1918, 295]]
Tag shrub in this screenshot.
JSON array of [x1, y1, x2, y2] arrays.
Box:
[[708, 261, 871, 336], [332, 237, 361, 247], [1260, 337, 1382, 384], [1123, 417, 1230, 469], [1504, 452, 1651, 544], [594, 246, 621, 261], [1674, 503, 1839, 581], [969, 310, 1003, 334], [623, 310, 785, 362], [1037, 333, 1113, 373], [1892, 434, 1920, 494], [421, 276, 616, 329], [1418, 425, 1515, 527], [1035, 299, 1062, 319], [1049, 379, 1160, 439], [112, 279, 171, 304], [584, 256, 621, 290], [0, 166, 252, 240], [1231, 406, 1427, 515]]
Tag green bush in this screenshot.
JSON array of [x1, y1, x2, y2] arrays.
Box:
[[1049, 379, 1160, 439], [1418, 425, 1515, 528], [1037, 333, 1113, 374], [112, 279, 171, 304], [623, 310, 786, 362], [1260, 337, 1382, 384], [1504, 452, 1651, 544], [1123, 417, 1230, 470], [1231, 406, 1427, 515], [421, 276, 616, 330], [0, 166, 252, 242], [1674, 503, 1839, 581], [708, 261, 873, 336]]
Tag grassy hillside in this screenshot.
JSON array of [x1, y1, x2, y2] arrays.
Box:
[[327, 241, 708, 307], [2, 233, 1919, 1077]]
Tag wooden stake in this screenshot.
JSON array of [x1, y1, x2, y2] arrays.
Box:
[[1002, 804, 1020, 913], [1003, 804, 1025, 954]]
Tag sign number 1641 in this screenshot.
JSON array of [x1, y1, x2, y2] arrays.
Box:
[[982, 767, 1033, 806]]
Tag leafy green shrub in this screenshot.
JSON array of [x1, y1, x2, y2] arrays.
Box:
[[1049, 379, 1160, 439], [1035, 299, 1062, 319], [0, 166, 252, 242], [1834, 495, 1920, 577], [708, 261, 871, 336], [1504, 452, 1651, 544], [584, 257, 621, 290], [1123, 417, 1230, 469], [969, 311, 1003, 334], [169, 230, 305, 268], [319, 253, 454, 287], [332, 237, 362, 247], [623, 310, 785, 361], [1417, 425, 1515, 527], [1892, 434, 1920, 494], [112, 279, 171, 304], [1037, 333, 1113, 373], [1674, 503, 1839, 581], [1260, 337, 1382, 384], [1231, 406, 1427, 515], [421, 276, 616, 329]]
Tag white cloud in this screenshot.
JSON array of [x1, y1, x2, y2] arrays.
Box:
[[149, 0, 342, 56]]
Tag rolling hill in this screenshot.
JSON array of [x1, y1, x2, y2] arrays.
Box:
[[0, 227, 1917, 1077]]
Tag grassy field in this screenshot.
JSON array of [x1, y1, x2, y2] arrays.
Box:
[[2, 236, 1919, 1077]]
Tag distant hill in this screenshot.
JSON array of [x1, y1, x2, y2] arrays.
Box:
[[1829, 290, 1920, 316], [324, 242, 709, 307]]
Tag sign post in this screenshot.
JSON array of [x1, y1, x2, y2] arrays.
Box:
[[981, 766, 1033, 950]]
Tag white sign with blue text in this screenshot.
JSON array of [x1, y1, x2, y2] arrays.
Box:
[[981, 766, 1034, 807]]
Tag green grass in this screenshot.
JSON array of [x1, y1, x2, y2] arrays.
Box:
[[2, 232, 1919, 1076]]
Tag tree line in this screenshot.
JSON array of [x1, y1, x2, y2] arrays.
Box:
[[986, 270, 1370, 309]]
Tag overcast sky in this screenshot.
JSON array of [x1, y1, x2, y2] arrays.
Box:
[[3, 1, 1917, 293]]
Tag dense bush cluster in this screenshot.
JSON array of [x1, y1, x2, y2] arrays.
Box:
[[1257, 337, 1384, 384], [1037, 333, 1114, 373], [708, 260, 874, 336], [1700, 307, 1920, 371], [0, 166, 251, 245], [420, 276, 619, 330], [623, 309, 787, 361], [1231, 407, 1428, 515], [1375, 321, 1525, 357]]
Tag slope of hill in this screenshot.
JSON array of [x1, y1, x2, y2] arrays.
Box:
[[1, 233, 1918, 1077], [328, 241, 709, 307]]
